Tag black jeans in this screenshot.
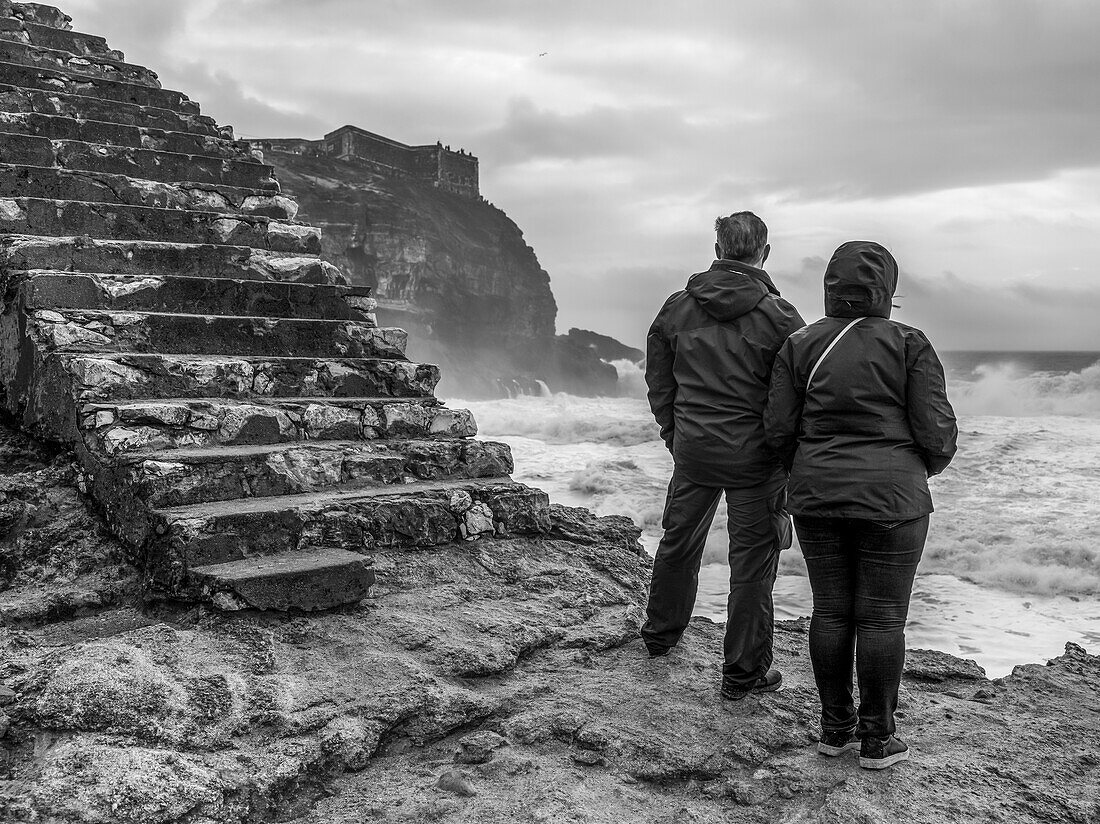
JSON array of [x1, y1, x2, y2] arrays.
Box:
[[641, 469, 791, 685], [795, 515, 928, 739]]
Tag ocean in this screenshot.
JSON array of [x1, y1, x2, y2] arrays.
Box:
[[445, 351, 1100, 677]]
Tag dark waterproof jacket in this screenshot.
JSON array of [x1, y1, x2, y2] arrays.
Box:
[[646, 259, 805, 487], [764, 241, 958, 520]]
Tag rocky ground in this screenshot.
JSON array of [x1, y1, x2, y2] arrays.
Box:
[[1, 421, 1098, 823]]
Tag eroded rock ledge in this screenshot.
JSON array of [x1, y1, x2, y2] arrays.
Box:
[[1, 424, 1098, 823]]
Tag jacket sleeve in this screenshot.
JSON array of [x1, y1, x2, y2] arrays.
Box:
[[764, 340, 802, 472], [905, 332, 958, 476], [784, 303, 807, 339], [645, 314, 676, 452]]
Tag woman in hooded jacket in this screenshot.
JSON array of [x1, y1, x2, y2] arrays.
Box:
[[764, 241, 957, 770]]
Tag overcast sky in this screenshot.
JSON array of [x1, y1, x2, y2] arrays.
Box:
[[65, 0, 1100, 351]]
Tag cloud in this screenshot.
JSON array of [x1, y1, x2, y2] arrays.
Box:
[[555, 264, 686, 351], [54, 1, 1100, 353], [894, 272, 1100, 351], [62, 0, 191, 55], [475, 98, 691, 165]]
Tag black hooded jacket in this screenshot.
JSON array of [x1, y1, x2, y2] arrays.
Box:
[[646, 259, 805, 487], [764, 241, 958, 519]]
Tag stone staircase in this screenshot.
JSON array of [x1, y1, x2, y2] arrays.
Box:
[[0, 0, 551, 610]]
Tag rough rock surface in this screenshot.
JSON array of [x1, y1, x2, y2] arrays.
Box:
[[265, 150, 623, 397], [2, 425, 1098, 823], [0, 421, 137, 625]]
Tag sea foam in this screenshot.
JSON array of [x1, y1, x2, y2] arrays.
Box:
[[951, 360, 1100, 418], [452, 355, 1100, 600], [457, 395, 659, 446]]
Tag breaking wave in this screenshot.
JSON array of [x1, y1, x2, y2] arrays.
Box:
[[606, 358, 647, 398], [951, 360, 1100, 418], [458, 395, 659, 446], [458, 351, 1100, 671]]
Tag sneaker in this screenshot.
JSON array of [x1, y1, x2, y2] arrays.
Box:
[[721, 669, 782, 700], [817, 728, 860, 757], [859, 735, 910, 769], [645, 643, 672, 658]]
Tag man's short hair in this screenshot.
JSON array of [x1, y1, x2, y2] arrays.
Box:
[[714, 212, 768, 262]]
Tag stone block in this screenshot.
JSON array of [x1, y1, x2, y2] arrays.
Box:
[[459, 502, 495, 541], [26, 309, 401, 359], [111, 438, 515, 508], [52, 142, 278, 191], [0, 111, 257, 159], [0, 18, 119, 60], [0, 131, 54, 165], [76, 398, 440, 452], [189, 547, 374, 611], [55, 354, 440, 404], [0, 58, 198, 113], [240, 194, 298, 219], [0, 199, 311, 251], [0, 81, 220, 135], [0, 237, 338, 282], [0, 40, 159, 87], [9, 4, 73, 30], [429, 407, 477, 437], [143, 480, 552, 588], [0, 166, 290, 218], [301, 403, 362, 439]]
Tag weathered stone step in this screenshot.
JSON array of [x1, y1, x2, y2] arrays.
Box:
[[108, 438, 513, 508], [0, 197, 315, 253], [47, 353, 440, 405], [0, 16, 121, 60], [20, 354, 440, 441], [79, 396, 474, 454], [1, 236, 337, 282], [0, 38, 160, 87], [0, 112, 253, 158], [189, 547, 375, 611], [18, 271, 371, 320], [9, 3, 74, 31], [0, 82, 222, 136], [146, 478, 552, 588], [27, 308, 404, 358], [0, 198, 317, 252], [0, 133, 277, 190], [0, 165, 297, 218], [0, 58, 198, 113]]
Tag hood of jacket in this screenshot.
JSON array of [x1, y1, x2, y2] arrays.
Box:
[[685, 259, 780, 322], [823, 241, 898, 319]]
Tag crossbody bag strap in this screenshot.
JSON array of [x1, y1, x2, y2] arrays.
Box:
[[806, 317, 865, 390]]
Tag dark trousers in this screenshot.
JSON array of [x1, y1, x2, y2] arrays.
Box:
[[641, 469, 790, 685], [795, 515, 928, 739]]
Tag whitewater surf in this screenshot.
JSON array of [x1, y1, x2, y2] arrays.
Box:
[[448, 352, 1100, 677]]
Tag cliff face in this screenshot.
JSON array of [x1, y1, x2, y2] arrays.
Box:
[[265, 151, 614, 398]]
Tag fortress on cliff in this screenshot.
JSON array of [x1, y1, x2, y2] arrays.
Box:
[[254, 125, 480, 199]]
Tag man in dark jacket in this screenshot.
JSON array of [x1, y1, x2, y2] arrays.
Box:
[[642, 211, 805, 699]]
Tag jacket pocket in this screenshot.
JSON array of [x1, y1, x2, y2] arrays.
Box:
[[869, 516, 923, 530]]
